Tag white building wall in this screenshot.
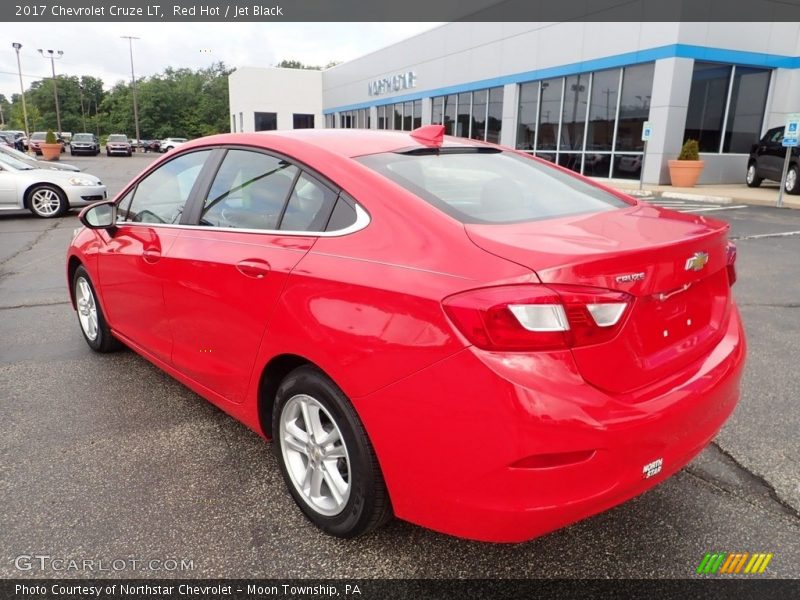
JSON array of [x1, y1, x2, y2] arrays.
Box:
[[228, 67, 324, 132]]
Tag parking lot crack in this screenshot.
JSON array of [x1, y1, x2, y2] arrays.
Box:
[[685, 442, 800, 520], [0, 300, 71, 311], [0, 219, 64, 269], [738, 302, 800, 309], [731, 230, 800, 241]]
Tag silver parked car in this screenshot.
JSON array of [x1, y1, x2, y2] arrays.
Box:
[[0, 153, 106, 218], [0, 144, 81, 173]]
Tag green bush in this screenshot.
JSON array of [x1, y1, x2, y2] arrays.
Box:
[[678, 139, 700, 161], [45, 130, 57, 144]]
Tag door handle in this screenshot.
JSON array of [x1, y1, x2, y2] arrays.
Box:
[[142, 247, 161, 263], [236, 259, 271, 279]]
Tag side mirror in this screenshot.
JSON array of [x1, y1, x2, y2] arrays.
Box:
[[79, 200, 118, 230]]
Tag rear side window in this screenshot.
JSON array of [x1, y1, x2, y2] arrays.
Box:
[[358, 150, 628, 224], [280, 172, 337, 232], [201, 150, 298, 230], [326, 194, 358, 231]]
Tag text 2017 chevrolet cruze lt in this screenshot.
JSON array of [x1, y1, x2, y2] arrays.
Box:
[[67, 127, 745, 542]]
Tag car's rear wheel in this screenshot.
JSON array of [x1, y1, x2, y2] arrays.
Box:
[[28, 184, 67, 218], [273, 366, 392, 538], [785, 165, 800, 195], [746, 163, 762, 187], [72, 266, 121, 353]]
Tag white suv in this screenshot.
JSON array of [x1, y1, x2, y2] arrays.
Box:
[[160, 137, 188, 152]]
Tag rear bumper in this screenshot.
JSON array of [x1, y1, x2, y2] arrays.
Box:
[[354, 304, 746, 542]]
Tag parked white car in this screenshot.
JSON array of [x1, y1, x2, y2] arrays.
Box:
[[0, 144, 81, 172], [0, 153, 106, 218], [159, 137, 188, 152]]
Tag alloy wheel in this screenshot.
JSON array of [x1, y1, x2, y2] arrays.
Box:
[[279, 394, 351, 516], [75, 276, 99, 341], [30, 188, 63, 217], [786, 168, 797, 192], [746, 165, 756, 184]]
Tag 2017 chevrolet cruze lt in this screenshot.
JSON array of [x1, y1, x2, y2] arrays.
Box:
[[66, 127, 745, 542]]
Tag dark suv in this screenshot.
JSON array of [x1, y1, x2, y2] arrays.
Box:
[[70, 133, 100, 156], [746, 126, 800, 194]]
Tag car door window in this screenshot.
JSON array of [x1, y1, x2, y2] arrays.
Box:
[[124, 150, 211, 224], [279, 172, 338, 232], [768, 128, 784, 144], [201, 150, 298, 230]]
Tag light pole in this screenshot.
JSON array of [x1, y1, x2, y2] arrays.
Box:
[[12, 43, 30, 142], [37, 48, 63, 136], [121, 36, 141, 151], [78, 84, 87, 132]]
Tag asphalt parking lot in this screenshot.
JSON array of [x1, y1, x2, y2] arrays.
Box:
[[0, 154, 798, 579]]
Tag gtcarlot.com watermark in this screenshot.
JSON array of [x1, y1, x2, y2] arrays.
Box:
[[14, 554, 194, 573]]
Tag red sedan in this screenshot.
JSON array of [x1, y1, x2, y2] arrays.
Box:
[[66, 126, 745, 542]]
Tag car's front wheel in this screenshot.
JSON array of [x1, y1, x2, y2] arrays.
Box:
[[785, 165, 800, 195], [745, 162, 763, 188], [273, 366, 392, 538], [72, 266, 121, 353], [28, 184, 67, 218]]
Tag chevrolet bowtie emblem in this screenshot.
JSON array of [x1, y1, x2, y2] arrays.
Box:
[[685, 252, 709, 272]]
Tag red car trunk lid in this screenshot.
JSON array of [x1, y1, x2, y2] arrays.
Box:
[[465, 204, 733, 394]]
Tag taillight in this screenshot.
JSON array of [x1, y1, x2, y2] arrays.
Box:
[[726, 241, 737, 286], [443, 284, 633, 352]]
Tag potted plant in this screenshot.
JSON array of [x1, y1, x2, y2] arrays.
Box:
[[668, 139, 704, 187], [40, 130, 62, 161]]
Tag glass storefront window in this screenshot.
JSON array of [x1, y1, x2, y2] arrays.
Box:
[[413, 100, 422, 129], [471, 89, 487, 141], [517, 82, 538, 150], [392, 102, 403, 131], [443, 94, 457, 136], [612, 154, 643, 180], [487, 87, 503, 144], [537, 78, 561, 151], [616, 63, 654, 152], [583, 153, 611, 178], [456, 92, 471, 138], [431, 97, 443, 126], [684, 62, 731, 152], [723, 67, 770, 153], [561, 74, 589, 151], [587, 69, 619, 152], [557, 153, 582, 174], [403, 102, 413, 131]]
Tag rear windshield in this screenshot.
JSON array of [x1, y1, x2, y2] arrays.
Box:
[[108, 135, 128, 142], [357, 150, 629, 224]]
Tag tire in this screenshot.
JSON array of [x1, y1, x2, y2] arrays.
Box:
[[127, 151, 132, 157], [745, 162, 763, 187], [27, 184, 67, 218], [273, 366, 392, 538], [72, 266, 122, 353], [785, 165, 800, 195], [106, 149, 110, 156]]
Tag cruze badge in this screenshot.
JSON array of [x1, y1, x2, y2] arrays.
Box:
[[615, 272, 646, 284], [642, 458, 663, 479], [685, 252, 709, 272]]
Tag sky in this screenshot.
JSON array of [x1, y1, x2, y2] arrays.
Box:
[[0, 22, 442, 100]]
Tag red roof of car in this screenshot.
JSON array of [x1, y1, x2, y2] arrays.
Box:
[[183, 129, 487, 159]]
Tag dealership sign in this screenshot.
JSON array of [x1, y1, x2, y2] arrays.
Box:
[[368, 71, 417, 96]]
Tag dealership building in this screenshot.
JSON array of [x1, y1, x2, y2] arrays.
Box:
[[228, 22, 800, 184]]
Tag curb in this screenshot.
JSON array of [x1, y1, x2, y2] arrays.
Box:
[[660, 192, 733, 204]]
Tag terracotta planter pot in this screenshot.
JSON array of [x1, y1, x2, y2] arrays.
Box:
[[668, 159, 704, 187], [40, 143, 62, 161]]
